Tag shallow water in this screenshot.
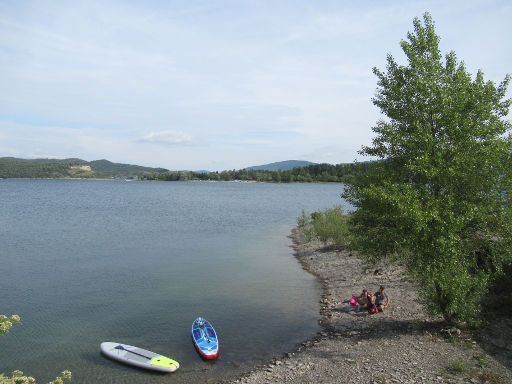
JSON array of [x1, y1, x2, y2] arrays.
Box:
[[0, 179, 348, 383]]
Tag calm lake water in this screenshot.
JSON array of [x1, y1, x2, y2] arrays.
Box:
[[0, 179, 348, 383]]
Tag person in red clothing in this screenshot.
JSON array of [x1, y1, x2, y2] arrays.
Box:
[[355, 289, 373, 311]]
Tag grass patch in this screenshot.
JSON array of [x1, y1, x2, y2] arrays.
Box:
[[475, 354, 489, 368], [446, 359, 466, 374]]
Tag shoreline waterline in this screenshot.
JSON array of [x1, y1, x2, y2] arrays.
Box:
[[226, 228, 512, 384]]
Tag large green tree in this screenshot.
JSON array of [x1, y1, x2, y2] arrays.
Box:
[[344, 13, 512, 323]]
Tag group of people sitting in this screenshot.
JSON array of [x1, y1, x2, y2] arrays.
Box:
[[350, 286, 390, 314]]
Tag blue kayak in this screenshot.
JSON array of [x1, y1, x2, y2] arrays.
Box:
[[191, 317, 219, 360]]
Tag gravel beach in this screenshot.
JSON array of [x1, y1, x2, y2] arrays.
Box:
[[225, 228, 512, 384]]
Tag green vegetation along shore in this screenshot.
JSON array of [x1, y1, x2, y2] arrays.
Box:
[[0, 157, 373, 183]]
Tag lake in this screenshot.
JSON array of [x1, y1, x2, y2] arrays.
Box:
[[0, 179, 348, 383]]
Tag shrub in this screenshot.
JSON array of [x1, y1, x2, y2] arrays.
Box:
[[447, 360, 465, 374], [310, 206, 351, 247], [296, 210, 310, 229]]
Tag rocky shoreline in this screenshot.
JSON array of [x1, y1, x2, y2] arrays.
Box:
[[225, 228, 511, 384]]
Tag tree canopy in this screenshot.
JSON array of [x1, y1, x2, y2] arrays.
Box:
[[343, 13, 512, 323]]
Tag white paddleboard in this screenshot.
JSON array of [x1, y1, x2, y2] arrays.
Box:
[[100, 342, 179, 373]]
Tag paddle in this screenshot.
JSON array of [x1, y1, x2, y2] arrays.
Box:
[[115, 345, 151, 360]]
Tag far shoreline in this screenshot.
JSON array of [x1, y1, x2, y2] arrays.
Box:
[[0, 177, 345, 185]]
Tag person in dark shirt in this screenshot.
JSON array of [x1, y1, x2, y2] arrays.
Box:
[[374, 285, 390, 312]]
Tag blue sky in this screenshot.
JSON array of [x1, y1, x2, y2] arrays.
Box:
[[1, 0, 511, 170]]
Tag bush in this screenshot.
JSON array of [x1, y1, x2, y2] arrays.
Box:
[[311, 206, 351, 247], [296, 210, 310, 229], [446, 360, 466, 374], [296, 210, 315, 242], [297, 207, 351, 247]]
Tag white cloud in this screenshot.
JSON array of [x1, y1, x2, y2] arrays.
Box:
[[140, 131, 193, 145]]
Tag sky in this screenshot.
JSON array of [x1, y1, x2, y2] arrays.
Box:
[[1, 0, 511, 171]]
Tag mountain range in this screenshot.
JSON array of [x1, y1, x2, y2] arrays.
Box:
[[0, 157, 318, 179]]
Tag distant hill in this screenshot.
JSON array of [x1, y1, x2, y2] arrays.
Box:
[[87, 159, 168, 178], [0, 157, 169, 179], [246, 160, 316, 171]]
